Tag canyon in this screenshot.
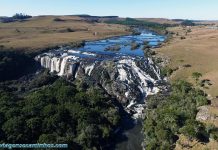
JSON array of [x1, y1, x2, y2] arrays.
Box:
[[36, 31, 165, 119]]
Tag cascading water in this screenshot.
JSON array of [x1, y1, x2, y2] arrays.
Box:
[[36, 30, 166, 150]]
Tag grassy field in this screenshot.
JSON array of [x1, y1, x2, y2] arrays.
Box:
[[157, 25, 218, 97], [137, 18, 180, 24], [0, 15, 129, 53], [1, 16, 217, 148]]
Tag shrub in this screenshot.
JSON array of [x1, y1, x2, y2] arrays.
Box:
[[143, 80, 209, 149], [181, 20, 195, 26], [154, 57, 163, 64], [195, 95, 208, 107], [66, 28, 75, 32], [69, 41, 85, 48], [59, 28, 75, 33], [183, 64, 192, 68], [210, 131, 218, 140], [187, 29, 192, 33], [160, 67, 174, 77], [179, 121, 208, 141], [180, 36, 186, 40], [206, 124, 218, 140], [150, 51, 156, 55], [192, 72, 202, 84], [53, 18, 65, 22]]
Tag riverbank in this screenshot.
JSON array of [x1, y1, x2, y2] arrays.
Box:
[[155, 25, 218, 149], [0, 28, 166, 149]]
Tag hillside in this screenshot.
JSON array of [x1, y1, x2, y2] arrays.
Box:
[[137, 18, 180, 25], [156, 25, 218, 149], [0, 15, 129, 53]]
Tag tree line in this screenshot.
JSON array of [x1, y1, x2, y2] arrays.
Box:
[[0, 78, 121, 149]]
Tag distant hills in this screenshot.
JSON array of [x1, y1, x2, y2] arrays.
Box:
[[1, 14, 217, 24], [73, 14, 119, 19]]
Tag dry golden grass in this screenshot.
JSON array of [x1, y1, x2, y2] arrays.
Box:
[[137, 18, 180, 24], [157, 25, 218, 150], [175, 134, 218, 150], [157, 25, 218, 97], [0, 15, 129, 53], [137, 18, 218, 25]]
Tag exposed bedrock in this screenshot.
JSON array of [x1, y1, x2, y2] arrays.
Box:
[[36, 49, 163, 118]]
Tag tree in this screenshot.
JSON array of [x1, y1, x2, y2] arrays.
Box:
[[77, 124, 101, 148], [38, 134, 57, 143], [0, 79, 121, 149], [2, 117, 26, 143], [181, 20, 195, 26], [12, 13, 32, 20], [143, 80, 209, 149]]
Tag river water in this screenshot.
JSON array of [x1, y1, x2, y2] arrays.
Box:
[[76, 31, 165, 57], [38, 30, 165, 150], [74, 31, 165, 150]]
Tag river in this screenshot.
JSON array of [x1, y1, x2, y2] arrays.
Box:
[[76, 31, 165, 57], [75, 31, 165, 150], [37, 30, 165, 150]]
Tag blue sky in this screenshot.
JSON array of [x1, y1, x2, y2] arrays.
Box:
[[0, 0, 218, 20]]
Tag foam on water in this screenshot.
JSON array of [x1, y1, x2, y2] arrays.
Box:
[[36, 31, 165, 120]]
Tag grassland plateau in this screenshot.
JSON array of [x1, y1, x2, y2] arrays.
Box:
[[0, 15, 129, 54], [156, 23, 218, 150]]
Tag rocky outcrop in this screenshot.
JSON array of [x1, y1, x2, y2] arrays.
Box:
[[196, 106, 218, 122], [196, 106, 210, 121], [36, 49, 163, 118]]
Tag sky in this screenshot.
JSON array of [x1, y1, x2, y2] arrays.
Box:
[[0, 0, 218, 20]]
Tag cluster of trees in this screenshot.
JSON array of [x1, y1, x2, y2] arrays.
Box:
[[143, 80, 212, 150], [0, 13, 32, 23], [181, 20, 195, 26], [0, 79, 121, 149], [0, 17, 15, 23], [105, 18, 170, 33], [160, 66, 175, 77], [12, 13, 32, 20], [0, 51, 38, 82]]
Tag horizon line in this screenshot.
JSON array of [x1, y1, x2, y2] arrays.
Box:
[[1, 13, 218, 21]]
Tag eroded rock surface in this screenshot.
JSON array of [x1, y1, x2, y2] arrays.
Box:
[[36, 48, 163, 118]]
